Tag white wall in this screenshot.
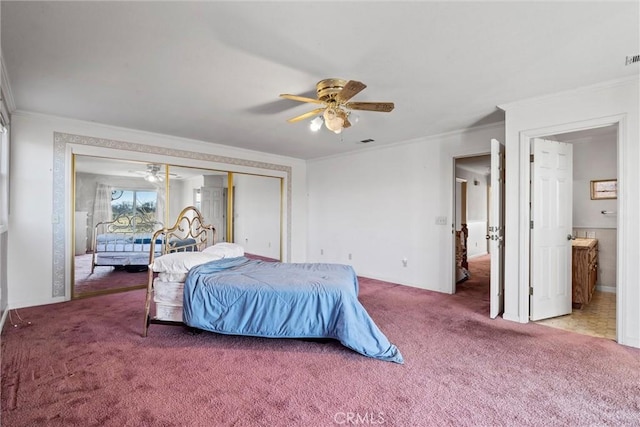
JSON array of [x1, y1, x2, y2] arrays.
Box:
[[571, 134, 617, 290], [572, 135, 617, 229], [233, 174, 281, 259], [307, 123, 503, 292], [170, 175, 204, 222], [8, 112, 307, 309], [501, 77, 639, 348]]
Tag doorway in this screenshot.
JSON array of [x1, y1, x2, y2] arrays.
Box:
[[532, 125, 618, 340], [454, 155, 492, 306]]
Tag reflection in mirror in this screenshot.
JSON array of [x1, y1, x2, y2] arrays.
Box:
[[167, 166, 230, 243], [167, 167, 282, 261], [232, 173, 282, 261], [73, 156, 285, 299], [73, 156, 166, 298]]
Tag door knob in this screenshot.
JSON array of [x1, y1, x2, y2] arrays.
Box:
[[567, 234, 575, 240]]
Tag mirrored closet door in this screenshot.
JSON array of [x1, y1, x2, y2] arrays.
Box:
[[73, 156, 167, 298], [73, 155, 283, 299]]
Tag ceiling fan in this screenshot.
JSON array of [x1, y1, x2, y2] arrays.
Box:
[[130, 164, 177, 182], [280, 78, 394, 134]]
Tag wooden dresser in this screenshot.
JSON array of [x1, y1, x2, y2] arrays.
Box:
[[572, 238, 598, 308]]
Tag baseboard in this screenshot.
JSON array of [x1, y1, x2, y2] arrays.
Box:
[[596, 285, 616, 293], [467, 252, 489, 260], [502, 313, 526, 323], [9, 296, 67, 310]]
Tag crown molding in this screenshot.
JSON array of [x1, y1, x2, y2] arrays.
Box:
[[0, 52, 16, 114], [308, 120, 505, 163], [497, 76, 639, 111]]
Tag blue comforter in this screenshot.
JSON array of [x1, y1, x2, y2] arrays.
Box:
[[183, 257, 403, 363]]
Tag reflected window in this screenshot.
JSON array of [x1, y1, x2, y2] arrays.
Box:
[[111, 189, 157, 230]]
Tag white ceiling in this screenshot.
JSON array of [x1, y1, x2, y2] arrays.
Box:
[[2, 1, 638, 160]]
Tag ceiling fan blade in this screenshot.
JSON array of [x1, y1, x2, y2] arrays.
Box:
[[336, 80, 367, 103], [346, 101, 395, 112], [280, 94, 324, 105], [286, 107, 325, 123]]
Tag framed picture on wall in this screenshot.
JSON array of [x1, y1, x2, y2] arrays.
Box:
[[590, 179, 617, 200]]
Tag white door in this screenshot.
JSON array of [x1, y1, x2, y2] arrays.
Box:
[[200, 186, 225, 241], [489, 139, 505, 319], [530, 138, 573, 321]]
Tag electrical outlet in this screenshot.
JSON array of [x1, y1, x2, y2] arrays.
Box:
[[435, 216, 447, 225], [348, 253, 352, 260]]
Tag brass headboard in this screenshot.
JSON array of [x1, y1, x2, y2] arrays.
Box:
[[143, 206, 216, 337], [147, 206, 216, 264]]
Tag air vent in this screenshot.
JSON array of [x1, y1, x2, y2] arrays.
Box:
[[625, 54, 640, 65], [360, 138, 375, 144]]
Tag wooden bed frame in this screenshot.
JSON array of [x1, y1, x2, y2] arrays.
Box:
[[142, 206, 216, 337]]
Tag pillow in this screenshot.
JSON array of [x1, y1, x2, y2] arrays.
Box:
[[202, 242, 245, 259], [151, 251, 220, 273]]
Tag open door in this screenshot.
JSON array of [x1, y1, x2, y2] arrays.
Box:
[[200, 186, 226, 241], [529, 138, 573, 321], [489, 139, 505, 318]]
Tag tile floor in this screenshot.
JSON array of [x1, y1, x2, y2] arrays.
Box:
[[536, 291, 616, 340]]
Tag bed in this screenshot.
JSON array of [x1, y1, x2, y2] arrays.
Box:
[[143, 206, 403, 364], [90, 213, 164, 273]]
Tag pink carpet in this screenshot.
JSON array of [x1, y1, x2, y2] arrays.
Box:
[[74, 254, 147, 295], [2, 264, 639, 426], [75, 253, 278, 295]]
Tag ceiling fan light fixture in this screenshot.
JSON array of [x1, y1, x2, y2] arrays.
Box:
[[144, 164, 162, 182], [281, 78, 394, 135], [310, 116, 323, 132], [323, 107, 344, 133]]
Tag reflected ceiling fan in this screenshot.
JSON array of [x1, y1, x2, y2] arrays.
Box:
[[280, 78, 394, 134], [130, 164, 178, 183]]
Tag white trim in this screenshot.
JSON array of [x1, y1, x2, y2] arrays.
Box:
[[519, 114, 626, 333], [517, 131, 531, 323], [0, 53, 17, 113], [9, 296, 67, 310], [310, 121, 505, 163], [597, 285, 617, 293], [498, 76, 638, 111], [12, 110, 299, 164], [467, 252, 489, 260]]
